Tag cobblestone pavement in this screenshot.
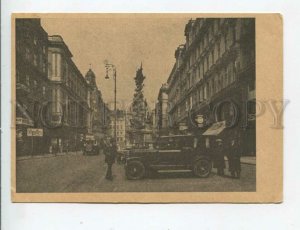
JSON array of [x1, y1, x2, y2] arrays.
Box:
[[16, 153, 256, 193]]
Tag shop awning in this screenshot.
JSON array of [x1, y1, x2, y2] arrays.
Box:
[[202, 121, 226, 136]]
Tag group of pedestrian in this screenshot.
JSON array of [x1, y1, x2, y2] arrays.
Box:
[[213, 138, 241, 178]]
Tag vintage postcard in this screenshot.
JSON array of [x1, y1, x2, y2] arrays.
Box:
[[11, 13, 283, 203]]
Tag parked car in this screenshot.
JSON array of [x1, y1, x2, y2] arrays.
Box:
[[116, 149, 129, 164], [124, 134, 212, 180], [83, 135, 99, 155]]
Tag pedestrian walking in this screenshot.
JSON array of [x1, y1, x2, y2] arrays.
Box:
[[213, 139, 225, 176], [103, 137, 116, 180], [227, 139, 241, 178]]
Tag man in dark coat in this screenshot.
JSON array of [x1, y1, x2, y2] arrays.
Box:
[[213, 139, 225, 176], [103, 137, 116, 180], [227, 139, 241, 178]]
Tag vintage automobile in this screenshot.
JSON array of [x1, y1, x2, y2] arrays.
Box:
[[83, 135, 99, 156], [124, 134, 212, 180]]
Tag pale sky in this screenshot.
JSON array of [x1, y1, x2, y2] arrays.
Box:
[[42, 16, 188, 110]]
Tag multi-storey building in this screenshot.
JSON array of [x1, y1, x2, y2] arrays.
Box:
[[167, 18, 255, 155], [47, 35, 92, 153], [85, 68, 110, 141], [155, 83, 169, 135], [109, 110, 126, 150], [15, 19, 49, 156]]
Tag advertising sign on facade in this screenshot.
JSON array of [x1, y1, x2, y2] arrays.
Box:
[[27, 128, 43, 137]]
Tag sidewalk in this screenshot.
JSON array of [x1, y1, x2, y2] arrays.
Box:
[[240, 156, 256, 165], [224, 156, 256, 165], [17, 151, 83, 161]]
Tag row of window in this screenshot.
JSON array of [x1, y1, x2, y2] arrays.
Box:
[[116, 137, 124, 142], [23, 46, 47, 73], [16, 71, 46, 95], [187, 19, 229, 48], [170, 59, 237, 108], [169, 23, 237, 108], [48, 52, 88, 101], [172, 61, 237, 119], [20, 29, 47, 53], [52, 90, 87, 127], [110, 124, 125, 130]]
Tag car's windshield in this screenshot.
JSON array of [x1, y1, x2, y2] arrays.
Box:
[[155, 136, 197, 149]]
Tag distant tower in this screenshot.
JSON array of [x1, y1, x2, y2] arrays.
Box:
[[85, 67, 97, 88]]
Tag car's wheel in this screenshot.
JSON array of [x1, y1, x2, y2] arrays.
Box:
[[193, 158, 212, 178], [126, 161, 146, 180]]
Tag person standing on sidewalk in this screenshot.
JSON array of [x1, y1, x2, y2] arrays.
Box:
[[227, 139, 241, 178], [214, 139, 225, 176], [103, 137, 116, 181]]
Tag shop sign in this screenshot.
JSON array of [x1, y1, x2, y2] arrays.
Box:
[[27, 128, 43, 137], [179, 122, 188, 131]]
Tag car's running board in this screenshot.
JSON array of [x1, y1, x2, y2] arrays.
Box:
[[157, 169, 192, 173]]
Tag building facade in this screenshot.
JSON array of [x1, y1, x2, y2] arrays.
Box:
[[109, 110, 126, 150], [16, 19, 49, 156], [47, 35, 91, 153], [85, 68, 110, 142], [167, 18, 255, 155], [155, 83, 169, 135]]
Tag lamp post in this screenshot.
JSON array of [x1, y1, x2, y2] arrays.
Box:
[[104, 61, 117, 144]]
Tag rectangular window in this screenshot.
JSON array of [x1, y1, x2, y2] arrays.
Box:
[[200, 41, 203, 54], [214, 19, 219, 33], [43, 63, 46, 73], [211, 79, 214, 96], [26, 75, 30, 86], [225, 33, 228, 50], [206, 56, 209, 70], [200, 86, 204, 101], [33, 54, 38, 66], [185, 100, 188, 112], [204, 85, 207, 100], [33, 36, 37, 45], [218, 75, 222, 91], [25, 47, 30, 61], [224, 73, 228, 87], [39, 54, 43, 69], [207, 32, 209, 44]]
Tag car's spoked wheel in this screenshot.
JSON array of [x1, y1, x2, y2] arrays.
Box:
[[126, 161, 145, 180], [193, 159, 212, 178]]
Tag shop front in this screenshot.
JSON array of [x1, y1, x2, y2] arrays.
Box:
[[188, 84, 255, 156]]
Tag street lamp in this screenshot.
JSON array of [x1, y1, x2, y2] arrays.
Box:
[[104, 61, 117, 144]]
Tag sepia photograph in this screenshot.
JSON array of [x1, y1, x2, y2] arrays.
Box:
[[3, 0, 300, 228], [11, 14, 282, 203]]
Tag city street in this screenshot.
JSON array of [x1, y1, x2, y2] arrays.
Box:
[[16, 153, 256, 193]]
